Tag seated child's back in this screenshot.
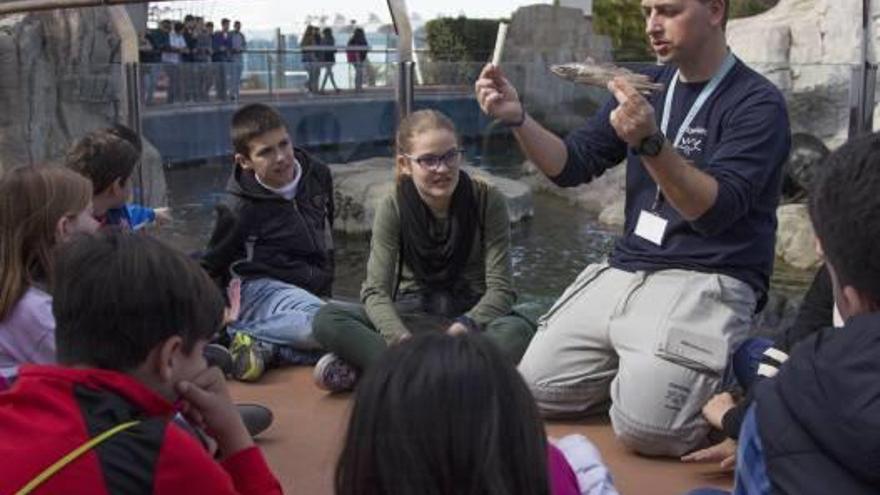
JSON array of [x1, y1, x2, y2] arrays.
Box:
[[0, 232, 281, 494]]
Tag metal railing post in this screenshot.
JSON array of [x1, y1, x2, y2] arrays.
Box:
[[124, 61, 145, 205], [849, 0, 876, 138], [397, 60, 414, 119]]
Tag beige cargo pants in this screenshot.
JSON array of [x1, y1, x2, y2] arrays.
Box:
[[519, 263, 756, 457]]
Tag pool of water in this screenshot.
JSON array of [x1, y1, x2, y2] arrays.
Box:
[[157, 140, 815, 322]]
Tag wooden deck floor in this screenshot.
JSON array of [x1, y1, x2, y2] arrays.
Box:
[[229, 367, 733, 494]]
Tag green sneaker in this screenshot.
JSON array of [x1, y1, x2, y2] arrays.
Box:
[[229, 332, 274, 382]]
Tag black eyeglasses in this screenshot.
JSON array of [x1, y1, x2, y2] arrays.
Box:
[[403, 148, 465, 171]]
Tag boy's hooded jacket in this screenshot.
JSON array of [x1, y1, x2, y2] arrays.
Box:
[[753, 312, 880, 494], [202, 147, 335, 297]]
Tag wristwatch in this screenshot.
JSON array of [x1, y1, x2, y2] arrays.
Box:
[[634, 131, 666, 157]]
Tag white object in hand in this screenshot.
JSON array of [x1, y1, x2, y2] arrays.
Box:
[[491, 22, 508, 66]]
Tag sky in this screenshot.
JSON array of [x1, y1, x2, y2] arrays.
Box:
[[151, 0, 554, 34]]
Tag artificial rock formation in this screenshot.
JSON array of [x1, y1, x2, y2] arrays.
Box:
[[0, 6, 164, 204], [501, 4, 613, 134], [728, 0, 879, 148]]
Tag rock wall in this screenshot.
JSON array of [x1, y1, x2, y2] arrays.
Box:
[[727, 0, 880, 149], [502, 5, 613, 134], [0, 7, 164, 205]]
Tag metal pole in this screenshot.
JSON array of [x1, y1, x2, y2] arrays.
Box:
[[849, 0, 875, 138], [387, 0, 414, 119], [397, 60, 414, 120], [124, 62, 146, 205]]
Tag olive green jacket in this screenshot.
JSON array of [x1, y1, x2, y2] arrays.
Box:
[[361, 180, 517, 341]]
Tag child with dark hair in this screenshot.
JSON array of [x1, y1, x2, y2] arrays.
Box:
[[65, 125, 172, 230], [0, 232, 282, 494], [689, 133, 880, 494], [337, 332, 617, 495], [202, 103, 334, 382]]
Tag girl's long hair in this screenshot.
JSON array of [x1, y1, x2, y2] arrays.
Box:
[[336, 333, 551, 495], [0, 166, 92, 321]]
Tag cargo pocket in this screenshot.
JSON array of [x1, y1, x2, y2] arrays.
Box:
[[653, 273, 752, 376]]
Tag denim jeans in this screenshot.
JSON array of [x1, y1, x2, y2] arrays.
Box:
[[228, 278, 324, 350]]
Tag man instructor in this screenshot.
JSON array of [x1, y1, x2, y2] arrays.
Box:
[[475, 0, 791, 456]]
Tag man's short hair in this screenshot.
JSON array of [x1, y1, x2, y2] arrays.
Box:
[[809, 132, 880, 303], [230, 103, 287, 157], [65, 127, 141, 195], [221, 18, 230, 24], [53, 232, 225, 371]]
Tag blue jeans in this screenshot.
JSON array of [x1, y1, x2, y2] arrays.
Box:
[[228, 278, 324, 350]]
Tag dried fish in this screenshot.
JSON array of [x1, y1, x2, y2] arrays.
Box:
[[550, 59, 664, 94]]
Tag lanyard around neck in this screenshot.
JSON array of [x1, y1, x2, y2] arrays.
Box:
[[660, 51, 737, 148], [650, 51, 736, 212]]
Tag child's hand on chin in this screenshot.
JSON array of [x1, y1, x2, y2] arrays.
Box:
[[175, 367, 253, 459]]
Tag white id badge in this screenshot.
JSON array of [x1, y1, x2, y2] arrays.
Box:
[[635, 210, 668, 246]]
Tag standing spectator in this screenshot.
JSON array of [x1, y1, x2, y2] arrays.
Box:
[[138, 29, 160, 105], [182, 15, 198, 102], [194, 17, 213, 102], [158, 20, 183, 104], [167, 22, 187, 104], [212, 18, 232, 101], [346, 28, 369, 92], [319, 27, 340, 93], [229, 21, 247, 101], [300, 26, 319, 94]]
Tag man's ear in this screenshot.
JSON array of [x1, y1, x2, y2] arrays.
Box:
[[155, 335, 185, 384], [708, 0, 726, 28]]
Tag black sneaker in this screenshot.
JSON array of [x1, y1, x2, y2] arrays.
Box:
[[237, 403, 274, 438], [204, 343, 233, 376]]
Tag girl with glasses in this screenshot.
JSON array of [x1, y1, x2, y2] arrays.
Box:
[[312, 109, 537, 392]]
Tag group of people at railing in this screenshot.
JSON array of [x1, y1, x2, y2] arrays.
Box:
[[139, 17, 373, 105], [299, 25, 371, 94], [139, 15, 247, 105]]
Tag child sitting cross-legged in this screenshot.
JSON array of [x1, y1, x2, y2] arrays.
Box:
[[0, 232, 281, 494]]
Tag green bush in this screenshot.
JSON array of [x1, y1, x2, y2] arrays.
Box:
[[424, 17, 505, 84]]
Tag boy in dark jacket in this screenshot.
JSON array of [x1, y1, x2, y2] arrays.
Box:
[[0, 232, 281, 494], [692, 132, 880, 494], [202, 103, 334, 382]]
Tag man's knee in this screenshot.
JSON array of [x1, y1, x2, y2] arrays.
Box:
[[610, 404, 709, 457]]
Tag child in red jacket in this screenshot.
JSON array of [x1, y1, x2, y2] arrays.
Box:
[[0, 232, 281, 494]]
